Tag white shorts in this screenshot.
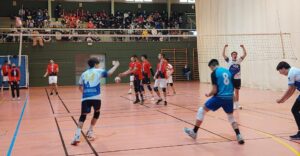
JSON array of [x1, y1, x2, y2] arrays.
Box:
[[129, 75, 134, 85], [154, 79, 167, 88], [49, 76, 58, 84], [167, 76, 173, 84], [2, 76, 9, 82]]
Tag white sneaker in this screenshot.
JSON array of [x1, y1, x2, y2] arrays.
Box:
[[184, 128, 197, 139], [86, 130, 95, 141], [128, 89, 132, 94], [17, 97, 21, 100], [71, 134, 80, 146]]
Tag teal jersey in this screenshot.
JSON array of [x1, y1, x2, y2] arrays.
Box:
[[211, 67, 234, 99]]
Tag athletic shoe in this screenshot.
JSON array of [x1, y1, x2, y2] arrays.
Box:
[[238, 105, 243, 110], [86, 130, 95, 141], [71, 135, 80, 146], [184, 127, 197, 139], [156, 99, 162, 105], [128, 89, 132, 94], [56, 92, 59, 95], [133, 99, 140, 104], [50, 92, 53, 95], [164, 101, 167, 106], [17, 97, 21, 100], [290, 132, 300, 140], [236, 134, 245, 144]]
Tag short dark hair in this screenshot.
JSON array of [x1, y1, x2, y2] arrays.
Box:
[[276, 61, 291, 70], [88, 57, 100, 68], [159, 53, 165, 59], [208, 59, 219, 67], [141, 54, 148, 59], [165, 58, 170, 62], [231, 51, 238, 55], [131, 55, 137, 58]]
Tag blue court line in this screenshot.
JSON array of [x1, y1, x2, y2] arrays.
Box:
[[6, 95, 29, 156]]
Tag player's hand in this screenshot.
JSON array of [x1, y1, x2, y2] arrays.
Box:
[[224, 44, 228, 48], [118, 73, 125, 77], [153, 76, 156, 80], [205, 93, 210, 97], [112, 60, 120, 66]]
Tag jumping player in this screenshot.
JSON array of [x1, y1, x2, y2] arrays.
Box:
[[119, 55, 144, 104], [1, 60, 11, 93], [184, 59, 245, 144], [222, 44, 247, 109], [166, 58, 176, 95], [153, 53, 168, 105], [71, 58, 119, 145], [141, 55, 155, 99], [276, 61, 300, 140], [43, 59, 59, 95]]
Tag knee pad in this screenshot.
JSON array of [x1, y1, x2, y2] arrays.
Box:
[[79, 114, 87, 122], [140, 86, 145, 92], [227, 114, 236, 124], [196, 107, 205, 120], [162, 88, 166, 92], [154, 87, 159, 92], [93, 111, 100, 119], [169, 83, 173, 87], [147, 85, 152, 91]]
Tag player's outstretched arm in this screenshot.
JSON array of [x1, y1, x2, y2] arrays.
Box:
[[222, 44, 229, 60], [276, 86, 296, 103], [43, 70, 48, 78], [240, 45, 247, 59], [107, 61, 120, 77]]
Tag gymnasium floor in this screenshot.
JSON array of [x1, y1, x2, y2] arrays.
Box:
[[0, 82, 300, 156]]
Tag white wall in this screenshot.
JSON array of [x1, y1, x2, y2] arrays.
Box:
[[196, 0, 300, 91]]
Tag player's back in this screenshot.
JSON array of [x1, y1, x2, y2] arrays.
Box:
[[80, 68, 107, 100], [214, 67, 234, 98]]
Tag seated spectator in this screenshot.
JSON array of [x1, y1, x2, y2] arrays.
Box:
[[182, 64, 191, 80], [87, 20, 95, 29]]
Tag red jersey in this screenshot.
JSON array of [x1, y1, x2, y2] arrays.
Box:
[[1, 64, 10, 76], [142, 60, 152, 77], [156, 60, 168, 79], [129, 62, 135, 69], [132, 61, 143, 80], [47, 64, 59, 76], [8, 67, 21, 82]]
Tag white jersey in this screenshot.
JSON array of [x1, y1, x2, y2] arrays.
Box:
[[167, 63, 174, 77], [79, 68, 108, 101], [225, 57, 243, 79], [288, 67, 300, 91]]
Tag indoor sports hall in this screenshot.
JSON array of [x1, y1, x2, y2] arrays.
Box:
[[0, 0, 300, 156]]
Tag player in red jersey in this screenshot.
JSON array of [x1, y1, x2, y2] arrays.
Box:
[[119, 55, 144, 104], [141, 55, 155, 99], [153, 53, 168, 105], [1, 60, 11, 93], [43, 59, 59, 95], [128, 58, 135, 94]]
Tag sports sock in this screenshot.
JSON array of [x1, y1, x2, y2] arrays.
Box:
[[193, 126, 199, 133]]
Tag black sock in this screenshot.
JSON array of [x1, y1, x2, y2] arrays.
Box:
[[135, 94, 139, 101], [140, 93, 144, 101], [193, 126, 199, 133], [234, 129, 240, 135]]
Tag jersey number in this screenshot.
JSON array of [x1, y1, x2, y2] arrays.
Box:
[[223, 73, 230, 85]]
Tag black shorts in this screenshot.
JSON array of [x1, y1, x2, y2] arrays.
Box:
[[233, 79, 241, 89], [81, 100, 101, 114], [142, 74, 151, 85]]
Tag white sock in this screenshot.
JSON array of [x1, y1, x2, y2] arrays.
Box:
[[88, 125, 94, 132], [75, 128, 81, 137]]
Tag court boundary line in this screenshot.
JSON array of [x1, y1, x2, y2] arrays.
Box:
[[6, 95, 29, 156], [45, 88, 69, 156]]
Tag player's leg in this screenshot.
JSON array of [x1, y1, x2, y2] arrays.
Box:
[[16, 81, 20, 100], [290, 97, 300, 140], [138, 80, 144, 104], [233, 79, 241, 110], [133, 79, 140, 104], [86, 100, 101, 140], [222, 98, 244, 144], [128, 75, 134, 94], [184, 104, 212, 139], [146, 78, 154, 99], [10, 82, 16, 100], [169, 76, 176, 94], [154, 79, 162, 104], [1, 81, 4, 93], [71, 100, 91, 145], [161, 79, 167, 105]]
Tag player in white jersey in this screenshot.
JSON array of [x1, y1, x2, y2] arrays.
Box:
[[166, 58, 176, 95], [222, 44, 247, 109], [276, 61, 300, 140], [71, 58, 119, 146]]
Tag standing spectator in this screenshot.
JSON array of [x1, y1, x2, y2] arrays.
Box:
[[182, 64, 191, 80], [8, 63, 21, 100], [1, 60, 11, 93]]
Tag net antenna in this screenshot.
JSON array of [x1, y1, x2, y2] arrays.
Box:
[[18, 2, 24, 67]]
